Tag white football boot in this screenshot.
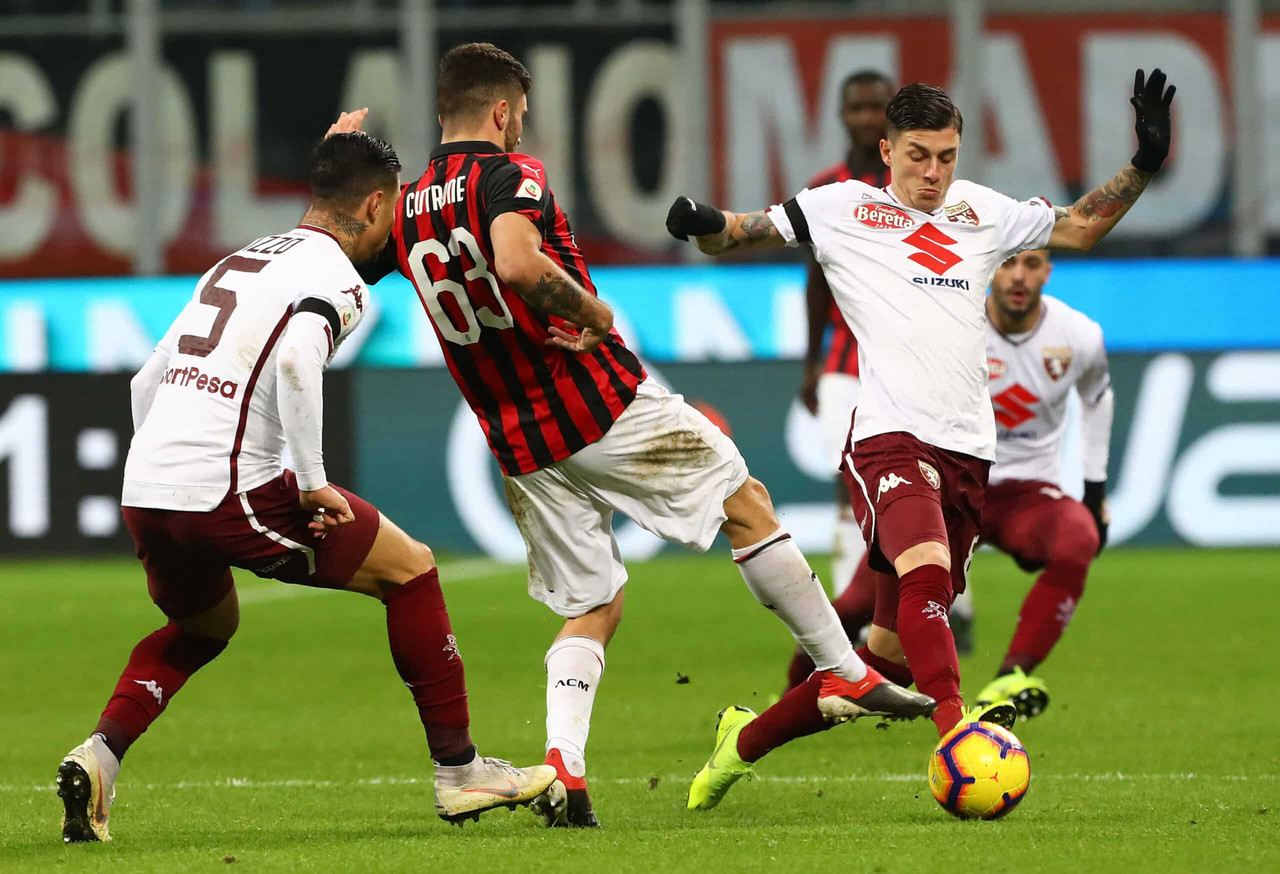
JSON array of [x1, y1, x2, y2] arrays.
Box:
[[57, 735, 120, 842], [434, 754, 557, 825]]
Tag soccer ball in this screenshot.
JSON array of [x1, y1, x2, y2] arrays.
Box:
[[928, 721, 1030, 820]]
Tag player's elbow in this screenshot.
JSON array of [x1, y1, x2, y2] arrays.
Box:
[[493, 247, 542, 291]]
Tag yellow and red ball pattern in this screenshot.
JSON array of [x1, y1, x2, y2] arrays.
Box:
[[928, 721, 1031, 820]]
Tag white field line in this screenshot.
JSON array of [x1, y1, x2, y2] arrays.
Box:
[[3, 772, 1276, 794], [236, 558, 518, 605]]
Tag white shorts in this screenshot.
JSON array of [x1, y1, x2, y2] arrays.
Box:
[[503, 379, 751, 618], [816, 372, 860, 473]]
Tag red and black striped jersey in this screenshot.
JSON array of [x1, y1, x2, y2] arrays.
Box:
[[807, 160, 890, 378], [390, 140, 645, 476]]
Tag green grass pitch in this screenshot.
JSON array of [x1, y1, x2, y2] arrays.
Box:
[[1, 548, 1276, 872]]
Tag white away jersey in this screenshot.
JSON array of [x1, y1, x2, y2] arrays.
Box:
[[986, 295, 1110, 486], [122, 225, 368, 510], [769, 179, 1055, 460]]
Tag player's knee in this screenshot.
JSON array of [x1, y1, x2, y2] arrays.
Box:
[[407, 539, 436, 576], [1046, 515, 1098, 571], [893, 540, 951, 576]]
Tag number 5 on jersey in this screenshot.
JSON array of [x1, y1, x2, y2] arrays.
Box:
[[407, 227, 514, 345]]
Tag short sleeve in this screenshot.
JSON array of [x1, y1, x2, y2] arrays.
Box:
[[1076, 319, 1111, 404], [484, 157, 552, 235], [292, 281, 367, 350], [995, 193, 1055, 258], [766, 181, 856, 261]]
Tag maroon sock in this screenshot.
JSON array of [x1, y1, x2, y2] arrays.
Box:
[[785, 556, 880, 691], [736, 672, 829, 763], [896, 564, 963, 736], [94, 622, 227, 759], [856, 644, 914, 689], [384, 568, 472, 761], [1001, 560, 1087, 675]]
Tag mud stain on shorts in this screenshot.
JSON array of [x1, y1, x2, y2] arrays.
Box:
[[630, 426, 717, 478], [502, 478, 541, 586]]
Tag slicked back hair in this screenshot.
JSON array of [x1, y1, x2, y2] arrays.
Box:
[[437, 42, 532, 124], [885, 83, 964, 139], [309, 132, 401, 210]]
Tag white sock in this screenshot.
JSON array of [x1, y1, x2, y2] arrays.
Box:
[[733, 531, 866, 682], [86, 734, 121, 784], [830, 508, 867, 598], [952, 584, 975, 620], [545, 635, 605, 778]]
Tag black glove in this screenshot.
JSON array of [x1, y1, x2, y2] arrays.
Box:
[[1082, 480, 1109, 555], [1130, 68, 1175, 174], [666, 196, 726, 241]]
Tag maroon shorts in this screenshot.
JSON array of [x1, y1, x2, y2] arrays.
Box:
[[842, 431, 989, 626], [122, 470, 382, 618], [981, 479, 1100, 571]]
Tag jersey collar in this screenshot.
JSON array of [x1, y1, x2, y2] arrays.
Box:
[[431, 140, 504, 159], [987, 299, 1050, 346], [296, 223, 340, 246]]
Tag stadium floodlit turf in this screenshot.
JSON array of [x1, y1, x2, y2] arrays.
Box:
[[1, 548, 1276, 872]]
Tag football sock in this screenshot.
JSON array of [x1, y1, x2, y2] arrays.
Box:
[[895, 564, 963, 736], [830, 508, 866, 598], [856, 644, 914, 689], [1000, 559, 1087, 675], [384, 568, 473, 762], [545, 635, 605, 784], [784, 554, 880, 690], [736, 671, 829, 763], [734, 530, 867, 682], [94, 622, 227, 760]]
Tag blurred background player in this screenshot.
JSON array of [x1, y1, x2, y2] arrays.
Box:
[[56, 124, 555, 843], [973, 248, 1112, 716], [358, 42, 935, 828], [787, 249, 1113, 716], [797, 69, 892, 600], [667, 69, 1173, 809]]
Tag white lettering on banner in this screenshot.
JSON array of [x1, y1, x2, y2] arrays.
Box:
[[1261, 37, 1280, 232], [86, 302, 157, 372], [339, 49, 406, 166], [0, 54, 57, 260], [1166, 352, 1280, 545], [585, 41, 684, 249], [979, 35, 1069, 209], [724, 35, 899, 210], [1106, 354, 1194, 544], [68, 54, 197, 257], [211, 52, 308, 249], [1168, 425, 1280, 546], [4, 302, 48, 372], [673, 289, 752, 360], [1084, 34, 1225, 238], [0, 396, 49, 537]]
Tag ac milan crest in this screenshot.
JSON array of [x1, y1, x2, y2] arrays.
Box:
[[943, 200, 979, 226], [917, 460, 941, 490], [1042, 346, 1073, 381]]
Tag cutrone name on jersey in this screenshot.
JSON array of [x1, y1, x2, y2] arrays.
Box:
[[404, 175, 467, 218]]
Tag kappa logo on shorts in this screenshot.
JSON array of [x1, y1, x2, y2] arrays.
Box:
[[1039, 486, 1065, 500], [876, 473, 912, 502], [922, 600, 951, 626], [917, 460, 941, 490]]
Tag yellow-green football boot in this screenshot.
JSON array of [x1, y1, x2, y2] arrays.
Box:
[[975, 667, 1050, 720], [687, 706, 757, 811], [959, 698, 1018, 731]]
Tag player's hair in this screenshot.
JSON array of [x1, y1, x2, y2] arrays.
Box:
[[309, 132, 401, 209], [437, 42, 532, 124], [885, 83, 964, 138], [841, 69, 894, 96]]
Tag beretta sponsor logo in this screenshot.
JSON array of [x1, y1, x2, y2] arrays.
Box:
[[987, 356, 1007, 379], [852, 203, 914, 230]]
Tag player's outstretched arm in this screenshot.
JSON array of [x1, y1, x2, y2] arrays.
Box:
[[490, 212, 614, 352], [665, 197, 786, 255], [1049, 69, 1174, 251]]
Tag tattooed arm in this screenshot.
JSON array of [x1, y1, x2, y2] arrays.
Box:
[[1047, 164, 1153, 251], [691, 209, 787, 256], [490, 212, 613, 351]]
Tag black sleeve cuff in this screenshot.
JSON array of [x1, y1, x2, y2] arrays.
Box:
[[1083, 480, 1107, 505], [294, 297, 341, 339], [783, 198, 811, 245]]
